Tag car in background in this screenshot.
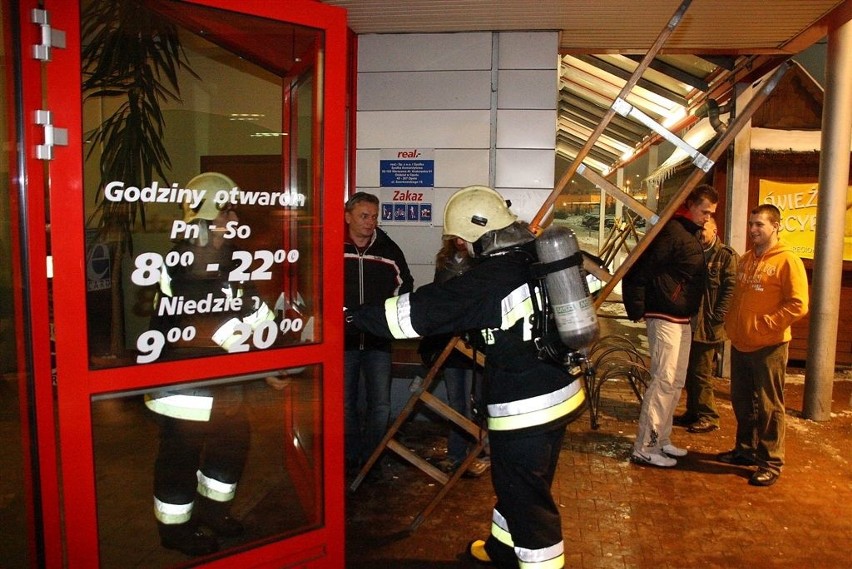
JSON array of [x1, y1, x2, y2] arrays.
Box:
[[582, 212, 646, 230], [581, 213, 615, 228]]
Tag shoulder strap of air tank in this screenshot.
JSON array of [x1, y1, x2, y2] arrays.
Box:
[[530, 251, 583, 279]]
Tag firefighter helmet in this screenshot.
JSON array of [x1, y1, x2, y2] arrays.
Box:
[[182, 172, 236, 223], [443, 185, 517, 242]]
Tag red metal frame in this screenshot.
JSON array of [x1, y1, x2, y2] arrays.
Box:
[[12, 1, 65, 566], [42, 0, 347, 566]]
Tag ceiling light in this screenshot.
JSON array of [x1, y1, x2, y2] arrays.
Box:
[[229, 113, 265, 121]]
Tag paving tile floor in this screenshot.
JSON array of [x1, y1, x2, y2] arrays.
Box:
[[345, 364, 852, 568]]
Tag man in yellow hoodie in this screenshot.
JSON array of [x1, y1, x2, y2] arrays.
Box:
[[718, 204, 809, 486]]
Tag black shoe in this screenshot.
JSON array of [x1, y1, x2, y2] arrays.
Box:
[[195, 497, 245, 538], [160, 528, 219, 556], [716, 449, 755, 466], [749, 468, 779, 487], [687, 418, 720, 433], [198, 513, 244, 538], [673, 413, 697, 427]]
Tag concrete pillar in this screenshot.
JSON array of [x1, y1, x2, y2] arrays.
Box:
[[727, 83, 751, 256], [805, 20, 852, 420]]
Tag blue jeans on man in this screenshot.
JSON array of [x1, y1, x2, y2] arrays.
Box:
[[344, 349, 392, 467]]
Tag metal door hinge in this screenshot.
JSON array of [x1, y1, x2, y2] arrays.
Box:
[[31, 8, 66, 61], [34, 110, 68, 161]]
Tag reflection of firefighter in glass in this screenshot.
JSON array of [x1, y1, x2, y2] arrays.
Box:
[[145, 172, 274, 556]]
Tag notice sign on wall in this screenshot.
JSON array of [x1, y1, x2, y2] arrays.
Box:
[[379, 148, 434, 225]]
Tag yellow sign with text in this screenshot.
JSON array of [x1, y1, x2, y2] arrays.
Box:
[[758, 179, 852, 261]]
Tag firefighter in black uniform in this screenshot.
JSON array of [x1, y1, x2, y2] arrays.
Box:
[[145, 172, 275, 556], [346, 185, 588, 569]]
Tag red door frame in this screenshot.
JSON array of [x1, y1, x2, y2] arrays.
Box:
[[14, 0, 64, 566], [41, 0, 347, 566]]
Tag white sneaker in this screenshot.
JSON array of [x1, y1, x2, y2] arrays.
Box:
[[631, 450, 677, 468], [662, 444, 688, 457]]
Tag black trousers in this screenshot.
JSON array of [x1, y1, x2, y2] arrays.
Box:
[[485, 425, 567, 569], [153, 400, 250, 513]]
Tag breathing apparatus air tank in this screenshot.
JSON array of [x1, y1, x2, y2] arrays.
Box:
[[534, 225, 599, 350]]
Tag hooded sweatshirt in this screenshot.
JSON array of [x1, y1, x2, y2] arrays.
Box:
[[725, 241, 809, 353]]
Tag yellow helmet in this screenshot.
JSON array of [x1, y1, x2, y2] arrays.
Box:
[[182, 172, 237, 222], [443, 185, 517, 242]]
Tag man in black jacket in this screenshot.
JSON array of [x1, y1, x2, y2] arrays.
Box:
[[347, 186, 589, 569], [343, 192, 413, 472], [674, 217, 738, 433], [624, 184, 718, 468]]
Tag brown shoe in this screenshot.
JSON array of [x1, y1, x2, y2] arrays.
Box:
[[687, 418, 719, 433], [463, 458, 491, 478], [749, 468, 779, 487]]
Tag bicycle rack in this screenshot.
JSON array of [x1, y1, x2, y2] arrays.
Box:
[[585, 335, 651, 429]]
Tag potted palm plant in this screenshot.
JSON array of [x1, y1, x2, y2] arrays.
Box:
[[82, 0, 194, 359]]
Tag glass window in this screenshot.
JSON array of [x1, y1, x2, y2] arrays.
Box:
[[92, 365, 323, 567], [81, 1, 324, 369], [79, 2, 328, 564]]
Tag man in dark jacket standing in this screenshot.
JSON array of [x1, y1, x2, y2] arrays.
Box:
[[624, 184, 718, 468], [347, 186, 590, 569], [344, 192, 413, 471], [674, 217, 738, 433]]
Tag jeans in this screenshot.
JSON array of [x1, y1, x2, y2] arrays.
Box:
[[344, 349, 392, 464], [443, 367, 474, 464], [730, 343, 788, 474], [634, 318, 691, 454], [684, 341, 721, 424]]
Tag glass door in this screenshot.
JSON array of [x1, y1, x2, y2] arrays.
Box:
[[44, 0, 347, 566]]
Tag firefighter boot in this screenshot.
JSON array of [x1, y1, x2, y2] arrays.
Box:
[[196, 496, 245, 538], [158, 522, 219, 556]]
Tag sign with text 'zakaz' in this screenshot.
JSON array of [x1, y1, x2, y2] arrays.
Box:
[[379, 148, 434, 225]]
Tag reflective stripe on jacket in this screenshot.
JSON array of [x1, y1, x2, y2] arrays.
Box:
[[349, 243, 584, 437]]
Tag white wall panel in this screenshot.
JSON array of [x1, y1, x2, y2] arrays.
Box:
[[355, 149, 381, 187], [495, 149, 556, 188], [358, 71, 492, 111], [498, 32, 558, 70], [381, 224, 444, 267], [356, 110, 491, 149], [495, 188, 556, 225], [497, 70, 558, 110], [358, 33, 493, 72], [434, 150, 491, 187], [497, 110, 558, 149], [354, 31, 562, 280]]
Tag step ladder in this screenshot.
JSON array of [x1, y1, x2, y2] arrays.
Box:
[[349, 335, 487, 532]]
